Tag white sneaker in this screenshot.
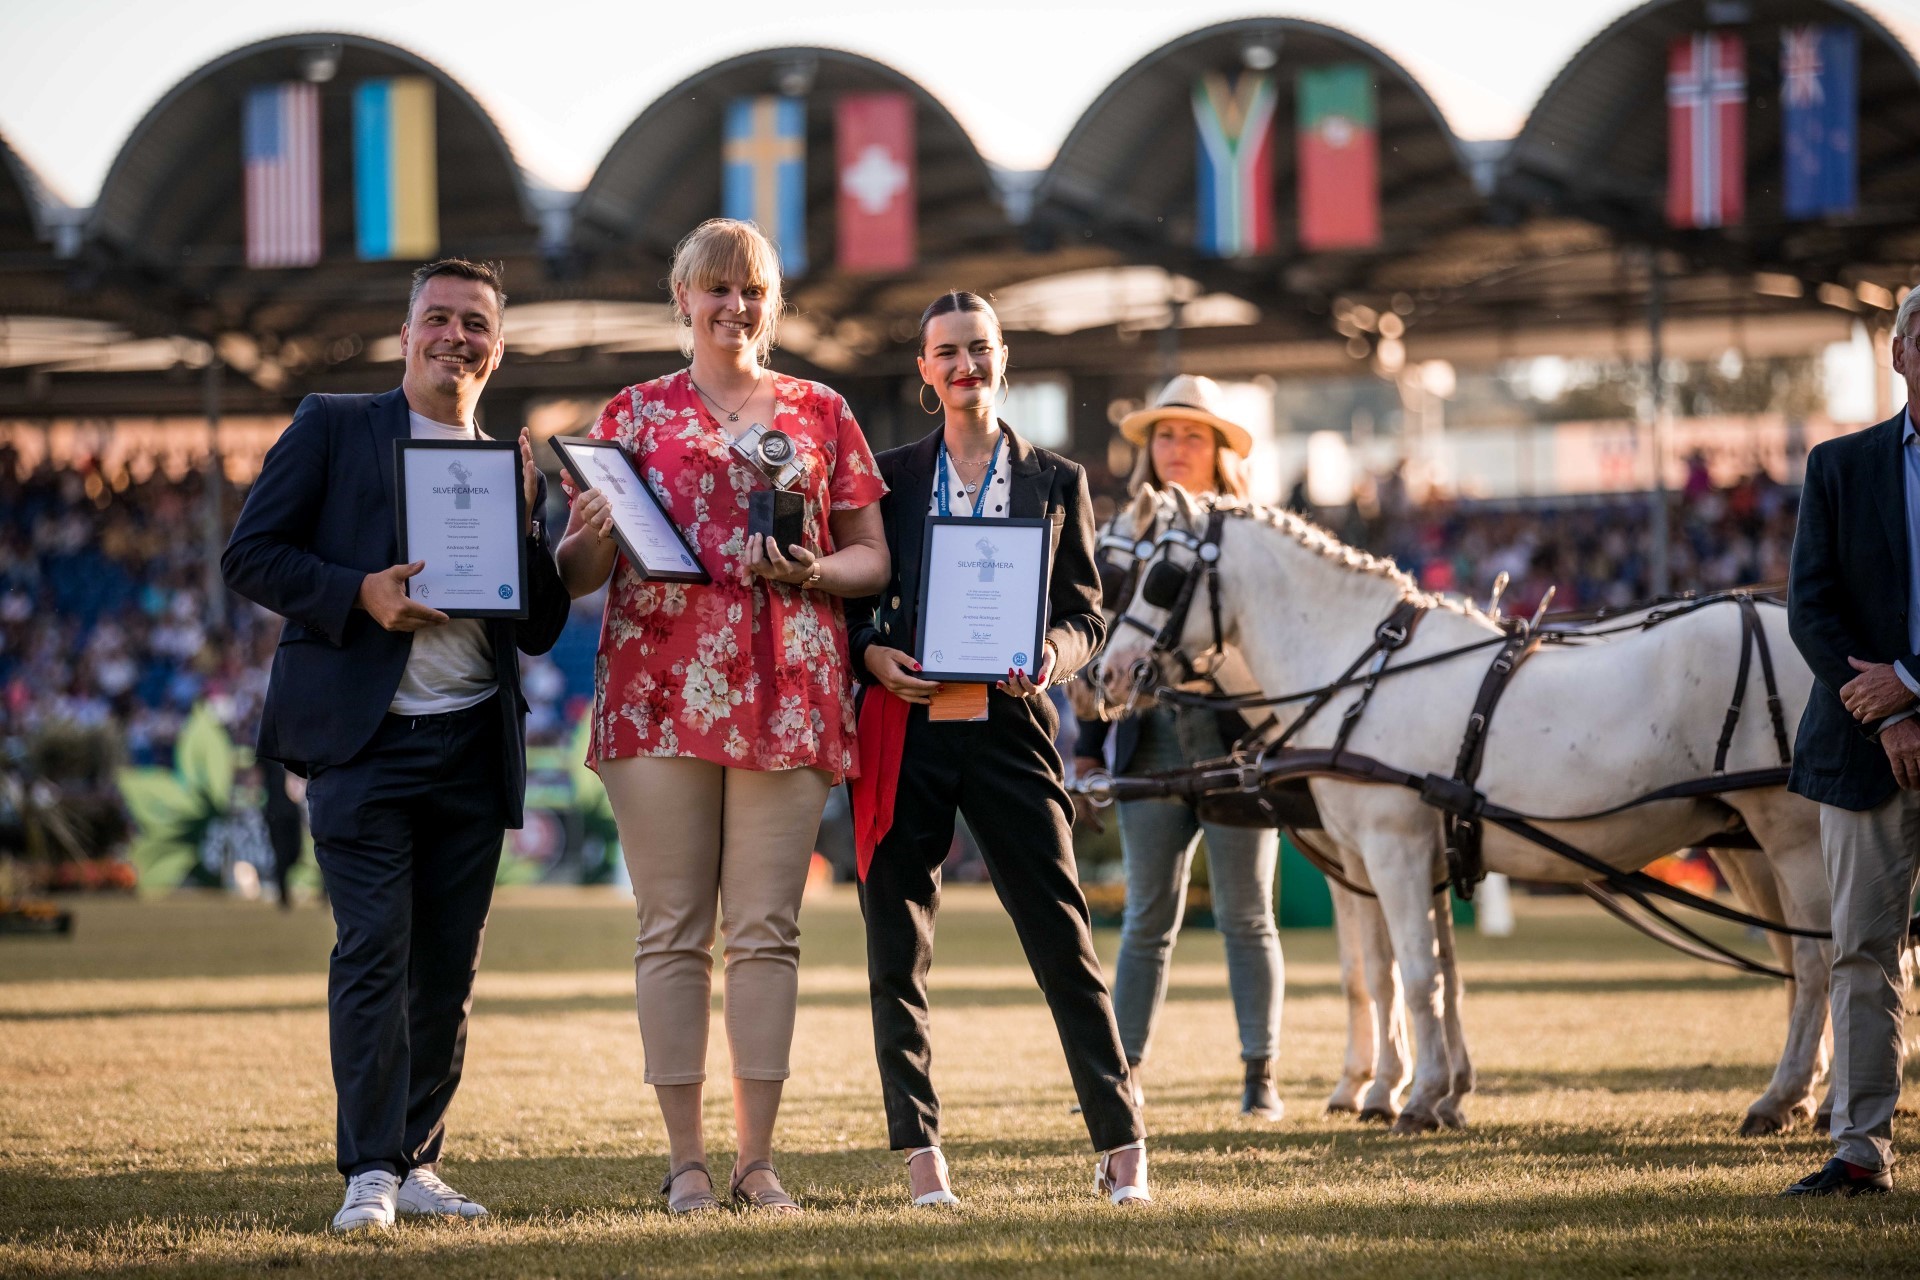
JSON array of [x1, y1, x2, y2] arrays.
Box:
[[331, 1170, 399, 1233], [397, 1165, 489, 1219]]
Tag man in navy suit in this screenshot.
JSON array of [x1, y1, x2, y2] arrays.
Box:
[[1782, 289, 1920, 1197], [223, 260, 569, 1231]]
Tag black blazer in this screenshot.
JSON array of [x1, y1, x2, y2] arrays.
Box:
[[847, 424, 1104, 688], [1787, 408, 1913, 811], [222, 388, 570, 825]]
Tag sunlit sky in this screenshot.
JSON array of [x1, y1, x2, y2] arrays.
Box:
[[7, 0, 1914, 206]]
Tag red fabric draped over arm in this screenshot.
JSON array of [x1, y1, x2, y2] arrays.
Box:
[[850, 687, 911, 880]]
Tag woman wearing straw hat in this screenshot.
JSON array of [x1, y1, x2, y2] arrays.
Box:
[[1073, 374, 1286, 1119]]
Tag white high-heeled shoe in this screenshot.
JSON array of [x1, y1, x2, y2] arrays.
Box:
[[1094, 1140, 1151, 1206], [906, 1146, 960, 1207]]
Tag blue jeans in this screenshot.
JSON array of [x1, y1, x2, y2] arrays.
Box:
[[1111, 706, 1282, 1064]]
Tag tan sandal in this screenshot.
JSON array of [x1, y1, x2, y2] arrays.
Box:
[[658, 1160, 722, 1214], [728, 1159, 802, 1213]]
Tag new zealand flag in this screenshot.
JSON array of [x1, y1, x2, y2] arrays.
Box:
[[1783, 24, 1858, 219]]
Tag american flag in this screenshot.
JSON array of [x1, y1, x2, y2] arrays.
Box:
[[244, 83, 321, 268], [1666, 33, 1746, 229]]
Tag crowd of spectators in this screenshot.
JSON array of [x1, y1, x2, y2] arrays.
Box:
[[0, 445, 270, 770], [1345, 452, 1797, 618], [2, 442, 1798, 786], [0, 443, 588, 779]]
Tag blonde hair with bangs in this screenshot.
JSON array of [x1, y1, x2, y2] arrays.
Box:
[[670, 219, 785, 363]]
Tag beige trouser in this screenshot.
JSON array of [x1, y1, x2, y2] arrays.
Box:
[[601, 756, 831, 1085], [1820, 792, 1920, 1171]]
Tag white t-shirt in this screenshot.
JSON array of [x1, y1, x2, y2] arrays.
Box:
[[388, 410, 499, 716]]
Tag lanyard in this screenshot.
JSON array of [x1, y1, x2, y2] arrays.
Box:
[[935, 434, 1002, 519]]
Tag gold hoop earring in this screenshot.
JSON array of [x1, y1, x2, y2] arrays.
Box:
[[919, 384, 940, 415], [996, 373, 1010, 408]]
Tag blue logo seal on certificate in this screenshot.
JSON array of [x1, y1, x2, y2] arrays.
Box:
[[1012, 651, 1028, 669], [499, 584, 514, 599]]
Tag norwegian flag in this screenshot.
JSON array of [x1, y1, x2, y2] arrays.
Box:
[[1666, 33, 1745, 229], [244, 82, 321, 267]]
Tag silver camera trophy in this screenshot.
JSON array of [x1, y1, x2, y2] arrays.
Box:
[[732, 423, 807, 556]]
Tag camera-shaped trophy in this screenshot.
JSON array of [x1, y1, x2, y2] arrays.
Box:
[[731, 423, 806, 556]]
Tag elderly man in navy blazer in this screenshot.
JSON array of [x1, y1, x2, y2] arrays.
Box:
[[223, 260, 569, 1231], [1782, 288, 1920, 1197]]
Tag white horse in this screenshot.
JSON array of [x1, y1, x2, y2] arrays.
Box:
[[1097, 487, 1835, 1135], [1082, 508, 1442, 1122]]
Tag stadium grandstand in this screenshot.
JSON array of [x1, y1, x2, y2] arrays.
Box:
[[2, 0, 1916, 881]]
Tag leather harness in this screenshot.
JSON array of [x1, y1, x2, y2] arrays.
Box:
[[1086, 498, 1817, 956]]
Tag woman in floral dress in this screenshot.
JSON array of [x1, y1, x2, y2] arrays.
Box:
[[556, 219, 887, 1214]]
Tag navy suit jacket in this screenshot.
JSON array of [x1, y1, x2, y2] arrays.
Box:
[[1786, 409, 1914, 811], [221, 388, 570, 826]]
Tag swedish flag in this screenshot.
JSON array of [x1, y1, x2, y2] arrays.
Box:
[[723, 96, 808, 276]]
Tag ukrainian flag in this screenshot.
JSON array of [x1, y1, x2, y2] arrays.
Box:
[[354, 77, 439, 261], [723, 96, 807, 276]]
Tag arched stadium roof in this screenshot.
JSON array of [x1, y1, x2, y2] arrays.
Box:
[[0, 131, 108, 329], [1498, 0, 1920, 286], [0, 14, 1905, 418], [0, 130, 55, 254], [1032, 17, 1486, 308], [85, 32, 542, 352], [576, 47, 1013, 275]]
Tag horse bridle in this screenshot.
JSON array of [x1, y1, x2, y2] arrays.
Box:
[[1093, 519, 1155, 618], [1113, 495, 1426, 753], [1112, 505, 1229, 702]]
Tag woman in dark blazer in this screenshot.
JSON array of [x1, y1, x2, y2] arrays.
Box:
[[846, 291, 1148, 1208]]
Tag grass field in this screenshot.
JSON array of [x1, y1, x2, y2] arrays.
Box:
[[2, 886, 1917, 1278]]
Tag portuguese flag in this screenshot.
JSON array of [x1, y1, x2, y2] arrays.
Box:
[[1297, 65, 1379, 251]]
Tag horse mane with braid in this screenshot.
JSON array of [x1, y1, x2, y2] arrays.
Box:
[[1195, 494, 1492, 621]]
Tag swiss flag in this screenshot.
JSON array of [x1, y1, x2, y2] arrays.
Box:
[[837, 93, 915, 273]]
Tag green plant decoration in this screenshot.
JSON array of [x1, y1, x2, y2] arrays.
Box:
[[566, 714, 618, 840], [566, 712, 622, 883], [115, 703, 237, 895]]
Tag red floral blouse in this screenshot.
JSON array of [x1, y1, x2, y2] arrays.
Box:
[[565, 371, 885, 782]]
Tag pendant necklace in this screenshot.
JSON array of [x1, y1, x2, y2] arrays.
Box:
[[690, 371, 758, 423], [952, 455, 988, 497]]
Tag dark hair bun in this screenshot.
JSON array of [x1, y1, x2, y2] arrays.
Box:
[[915, 291, 1001, 355]]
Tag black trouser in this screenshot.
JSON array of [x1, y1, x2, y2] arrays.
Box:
[[304, 697, 506, 1179], [858, 690, 1143, 1153]]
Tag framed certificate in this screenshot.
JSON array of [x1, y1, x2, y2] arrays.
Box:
[[914, 517, 1052, 682], [393, 439, 529, 618], [550, 436, 710, 584]]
